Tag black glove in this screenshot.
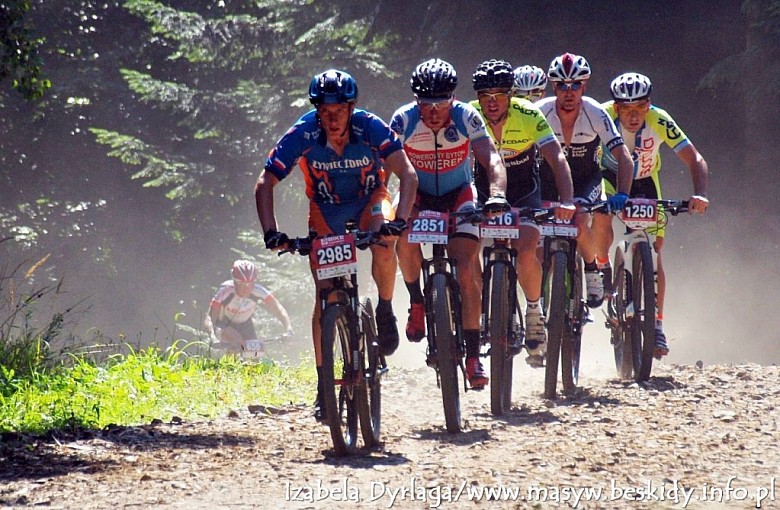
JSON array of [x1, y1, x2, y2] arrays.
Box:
[[483, 194, 510, 214], [378, 219, 407, 236], [263, 229, 289, 250]]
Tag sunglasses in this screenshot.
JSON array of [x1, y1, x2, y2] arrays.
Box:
[[416, 97, 453, 110], [477, 91, 511, 102], [555, 81, 584, 92]]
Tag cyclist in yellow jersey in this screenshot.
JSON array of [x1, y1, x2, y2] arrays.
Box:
[[598, 72, 709, 357], [471, 60, 575, 367]]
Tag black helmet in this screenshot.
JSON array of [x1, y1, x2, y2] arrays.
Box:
[[410, 58, 458, 99], [472, 59, 515, 91], [308, 69, 358, 105]]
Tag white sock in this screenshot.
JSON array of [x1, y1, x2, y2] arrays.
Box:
[[526, 300, 541, 314]]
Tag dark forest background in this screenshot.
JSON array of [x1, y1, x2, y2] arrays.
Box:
[[2, 0, 779, 363]]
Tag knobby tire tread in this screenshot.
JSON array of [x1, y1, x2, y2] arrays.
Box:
[[634, 242, 657, 382], [544, 251, 567, 400], [489, 263, 513, 416], [431, 273, 461, 433], [321, 305, 357, 455]]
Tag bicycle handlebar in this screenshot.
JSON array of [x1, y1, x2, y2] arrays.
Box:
[[279, 229, 385, 256]]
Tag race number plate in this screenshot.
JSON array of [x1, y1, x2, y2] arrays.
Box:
[[540, 201, 578, 237], [620, 198, 658, 230], [480, 209, 520, 239], [244, 339, 265, 356], [408, 210, 449, 244], [313, 234, 358, 279]]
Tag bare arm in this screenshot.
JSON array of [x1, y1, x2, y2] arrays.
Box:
[[610, 144, 634, 196], [255, 169, 280, 234], [677, 143, 709, 213], [539, 140, 574, 204], [384, 149, 418, 221], [472, 137, 507, 197], [263, 294, 293, 332]]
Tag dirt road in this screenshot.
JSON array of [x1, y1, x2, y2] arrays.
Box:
[[2, 354, 779, 509]]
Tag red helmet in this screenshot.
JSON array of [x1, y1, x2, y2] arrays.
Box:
[[231, 260, 257, 283]]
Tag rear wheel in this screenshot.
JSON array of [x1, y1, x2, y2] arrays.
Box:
[[633, 242, 657, 382], [544, 250, 567, 400], [489, 263, 513, 416], [320, 305, 358, 455], [358, 298, 381, 447], [431, 273, 461, 433], [611, 246, 634, 379]]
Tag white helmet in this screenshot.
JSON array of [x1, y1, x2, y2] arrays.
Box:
[[231, 259, 258, 283], [610, 72, 652, 103], [513, 65, 548, 96], [547, 53, 591, 82]]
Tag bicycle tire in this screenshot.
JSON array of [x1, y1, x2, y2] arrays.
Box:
[[431, 273, 461, 433], [320, 305, 358, 455], [358, 298, 381, 447], [489, 263, 513, 415], [633, 242, 657, 382], [561, 257, 583, 394], [611, 246, 634, 379], [544, 250, 567, 399]]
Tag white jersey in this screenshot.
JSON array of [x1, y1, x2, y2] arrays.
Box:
[[210, 281, 271, 325]]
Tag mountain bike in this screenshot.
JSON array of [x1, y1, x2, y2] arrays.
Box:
[[281, 225, 387, 455], [537, 203, 599, 400], [457, 207, 523, 416], [408, 210, 466, 433], [606, 199, 689, 383]]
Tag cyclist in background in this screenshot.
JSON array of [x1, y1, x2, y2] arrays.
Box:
[[391, 58, 508, 390], [536, 53, 634, 311], [255, 69, 418, 420], [599, 72, 709, 357], [470, 59, 575, 367], [204, 260, 293, 353], [513, 65, 548, 102]]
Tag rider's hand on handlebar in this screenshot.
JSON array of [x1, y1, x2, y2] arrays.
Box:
[[688, 195, 709, 214], [606, 192, 630, 212], [264, 229, 290, 250], [378, 218, 407, 236], [555, 202, 576, 222], [483, 194, 510, 217]]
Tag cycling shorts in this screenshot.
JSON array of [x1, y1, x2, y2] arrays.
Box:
[[541, 168, 603, 205], [219, 320, 257, 342], [603, 171, 665, 238], [402, 183, 479, 240], [309, 185, 394, 236]]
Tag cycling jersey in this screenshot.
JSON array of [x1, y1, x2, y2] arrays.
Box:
[[210, 281, 272, 326], [470, 97, 557, 205], [537, 95, 624, 202], [600, 101, 691, 180], [390, 100, 489, 197], [265, 108, 403, 206]]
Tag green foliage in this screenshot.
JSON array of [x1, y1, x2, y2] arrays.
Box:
[[0, 342, 316, 433], [0, 0, 51, 99]]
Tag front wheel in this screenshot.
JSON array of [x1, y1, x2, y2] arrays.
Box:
[[488, 263, 514, 416], [544, 250, 567, 400], [321, 305, 358, 455], [561, 258, 583, 394], [632, 242, 657, 382], [611, 246, 634, 379], [430, 273, 461, 433]]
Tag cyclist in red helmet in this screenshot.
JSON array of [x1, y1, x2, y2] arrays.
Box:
[[204, 259, 293, 354]]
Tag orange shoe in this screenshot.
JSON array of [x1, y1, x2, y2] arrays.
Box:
[[406, 302, 425, 342], [466, 357, 489, 389]]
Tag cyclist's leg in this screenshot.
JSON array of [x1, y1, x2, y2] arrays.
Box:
[[395, 201, 426, 342], [575, 177, 607, 308], [363, 187, 400, 355], [596, 174, 618, 292], [219, 325, 245, 353]]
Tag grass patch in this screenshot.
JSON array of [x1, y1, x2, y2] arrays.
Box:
[[0, 344, 316, 434]]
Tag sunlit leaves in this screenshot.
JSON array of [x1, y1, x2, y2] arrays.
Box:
[[0, 0, 51, 100]]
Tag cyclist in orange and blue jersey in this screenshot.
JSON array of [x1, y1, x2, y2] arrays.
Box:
[[536, 53, 635, 312], [470, 59, 575, 368], [390, 58, 509, 390], [255, 70, 418, 421], [599, 72, 709, 357]]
